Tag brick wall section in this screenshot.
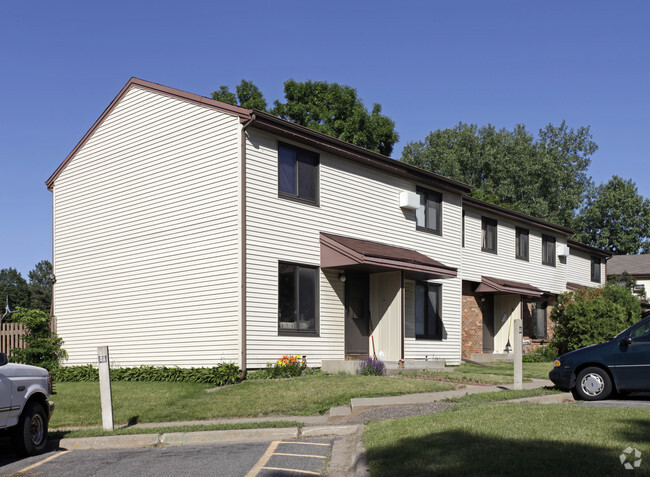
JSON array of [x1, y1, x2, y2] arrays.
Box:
[[461, 281, 485, 358]]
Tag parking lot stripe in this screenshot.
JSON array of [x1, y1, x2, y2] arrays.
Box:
[[245, 441, 280, 477], [15, 450, 70, 474], [273, 452, 326, 458], [261, 467, 320, 475]]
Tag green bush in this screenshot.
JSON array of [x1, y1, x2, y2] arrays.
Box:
[[551, 281, 642, 355], [56, 363, 241, 386], [8, 308, 67, 371], [522, 345, 558, 362]]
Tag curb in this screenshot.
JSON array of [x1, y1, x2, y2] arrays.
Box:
[[56, 425, 362, 452]]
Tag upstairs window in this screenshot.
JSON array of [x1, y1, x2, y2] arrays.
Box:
[[481, 217, 497, 254], [591, 257, 601, 283], [415, 282, 442, 340], [278, 142, 319, 204], [415, 188, 442, 235], [278, 262, 319, 335], [542, 235, 556, 267], [516, 227, 529, 261]]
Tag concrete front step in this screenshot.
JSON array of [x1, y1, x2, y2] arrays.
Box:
[[321, 359, 447, 374]]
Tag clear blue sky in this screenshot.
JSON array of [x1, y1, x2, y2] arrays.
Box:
[[1, 0, 648, 278]]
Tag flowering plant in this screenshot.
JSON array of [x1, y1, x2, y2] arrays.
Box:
[[265, 354, 306, 378], [357, 357, 386, 376]]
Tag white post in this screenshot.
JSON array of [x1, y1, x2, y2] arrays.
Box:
[[513, 319, 523, 390], [97, 346, 114, 431]]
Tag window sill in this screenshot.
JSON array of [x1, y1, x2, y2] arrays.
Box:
[[516, 256, 529, 262], [416, 226, 442, 236], [415, 336, 443, 341], [481, 248, 497, 254], [278, 192, 319, 207], [278, 330, 320, 337]]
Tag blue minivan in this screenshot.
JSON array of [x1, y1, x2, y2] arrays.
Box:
[[549, 313, 650, 400]]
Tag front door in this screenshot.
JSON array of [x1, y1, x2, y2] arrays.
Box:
[[345, 272, 370, 357], [482, 295, 494, 353]]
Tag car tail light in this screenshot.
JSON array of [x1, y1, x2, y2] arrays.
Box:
[[48, 372, 56, 395]]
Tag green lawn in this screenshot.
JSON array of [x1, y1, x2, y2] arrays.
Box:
[[403, 361, 554, 385], [364, 403, 650, 476], [50, 374, 455, 428]]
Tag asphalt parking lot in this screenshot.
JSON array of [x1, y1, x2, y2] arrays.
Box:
[[0, 438, 333, 477]]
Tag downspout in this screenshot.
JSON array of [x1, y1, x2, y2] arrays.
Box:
[[239, 113, 255, 380]]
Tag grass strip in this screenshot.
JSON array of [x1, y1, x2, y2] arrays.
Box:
[[50, 420, 302, 439], [364, 403, 649, 477]]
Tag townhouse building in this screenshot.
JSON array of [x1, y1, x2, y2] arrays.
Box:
[[46, 78, 609, 369]]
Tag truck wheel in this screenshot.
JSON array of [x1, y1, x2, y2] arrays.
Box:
[[574, 367, 612, 401], [12, 402, 48, 456]]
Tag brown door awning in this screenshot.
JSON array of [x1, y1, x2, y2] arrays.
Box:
[[476, 276, 544, 297], [320, 232, 457, 279]]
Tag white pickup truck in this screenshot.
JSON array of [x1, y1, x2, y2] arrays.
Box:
[[0, 352, 55, 456]]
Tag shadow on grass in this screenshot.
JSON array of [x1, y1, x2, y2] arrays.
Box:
[[367, 426, 650, 477]]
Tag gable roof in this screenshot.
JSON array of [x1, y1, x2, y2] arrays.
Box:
[[46, 77, 472, 195], [608, 254, 650, 278], [567, 239, 613, 259]]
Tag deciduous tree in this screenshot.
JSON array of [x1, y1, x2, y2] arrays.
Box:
[[0, 268, 30, 311], [211, 79, 399, 156], [28, 260, 53, 313], [573, 176, 650, 253], [401, 121, 597, 228]]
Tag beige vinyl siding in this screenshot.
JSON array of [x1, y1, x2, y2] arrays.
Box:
[[461, 207, 567, 294], [244, 130, 463, 368], [53, 86, 242, 367], [566, 248, 605, 288]]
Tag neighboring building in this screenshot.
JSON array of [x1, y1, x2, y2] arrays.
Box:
[[46, 78, 609, 369], [608, 254, 650, 308]]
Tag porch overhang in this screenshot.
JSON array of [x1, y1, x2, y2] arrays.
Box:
[[475, 276, 545, 297], [320, 232, 457, 280]]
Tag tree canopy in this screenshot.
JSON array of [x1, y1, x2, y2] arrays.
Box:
[[573, 176, 650, 254], [28, 260, 53, 313], [211, 79, 399, 156], [401, 121, 597, 228], [0, 267, 30, 310]]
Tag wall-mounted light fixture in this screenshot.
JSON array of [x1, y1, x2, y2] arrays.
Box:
[[339, 273, 346, 283]]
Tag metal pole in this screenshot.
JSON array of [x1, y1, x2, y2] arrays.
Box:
[[97, 346, 114, 430], [513, 319, 523, 390]]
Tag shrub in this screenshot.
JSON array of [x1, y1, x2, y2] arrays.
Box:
[[551, 281, 642, 355], [56, 363, 241, 386], [357, 357, 386, 376], [522, 345, 558, 362], [8, 308, 67, 371]]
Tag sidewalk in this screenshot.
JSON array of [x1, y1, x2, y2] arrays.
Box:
[[51, 378, 562, 475]]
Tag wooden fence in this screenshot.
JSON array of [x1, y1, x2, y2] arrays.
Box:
[[0, 323, 26, 356], [0, 318, 57, 356]]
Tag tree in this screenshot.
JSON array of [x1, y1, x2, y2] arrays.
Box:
[[211, 79, 267, 110], [211, 79, 399, 156], [28, 260, 53, 314], [401, 121, 597, 228], [573, 176, 650, 254], [550, 281, 642, 355], [271, 80, 399, 156], [9, 308, 67, 371], [0, 268, 30, 310]]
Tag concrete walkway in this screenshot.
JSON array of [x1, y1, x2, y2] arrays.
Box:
[[51, 378, 561, 476]]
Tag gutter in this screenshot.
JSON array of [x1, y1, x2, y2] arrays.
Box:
[[239, 113, 255, 380]]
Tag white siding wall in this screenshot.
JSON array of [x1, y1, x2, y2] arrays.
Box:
[[244, 130, 463, 368], [53, 86, 242, 367], [566, 249, 605, 288], [461, 208, 568, 294]]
